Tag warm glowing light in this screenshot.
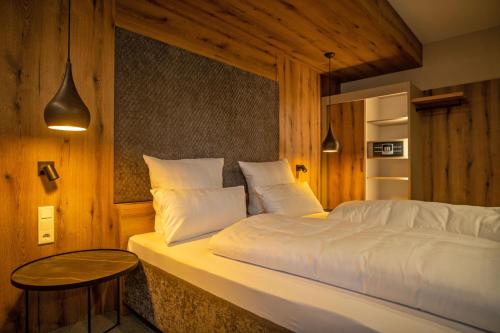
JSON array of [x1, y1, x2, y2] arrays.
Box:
[[48, 126, 87, 132]]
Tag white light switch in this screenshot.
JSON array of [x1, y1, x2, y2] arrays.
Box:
[[38, 206, 54, 245]]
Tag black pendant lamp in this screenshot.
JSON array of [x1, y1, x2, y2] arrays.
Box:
[[44, 0, 90, 131], [321, 52, 340, 153]]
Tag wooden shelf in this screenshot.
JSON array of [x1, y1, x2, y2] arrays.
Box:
[[367, 157, 408, 160], [412, 92, 464, 111], [366, 116, 408, 126], [367, 176, 409, 181]]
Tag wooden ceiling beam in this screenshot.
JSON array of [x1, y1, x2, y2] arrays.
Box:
[[116, 0, 422, 82], [116, 0, 278, 80]]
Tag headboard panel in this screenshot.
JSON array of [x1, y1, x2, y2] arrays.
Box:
[[114, 28, 279, 203], [115, 202, 154, 249]]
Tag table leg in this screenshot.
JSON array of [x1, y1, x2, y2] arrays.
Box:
[[116, 277, 121, 325], [87, 287, 92, 333], [102, 278, 121, 333], [25, 290, 29, 333]]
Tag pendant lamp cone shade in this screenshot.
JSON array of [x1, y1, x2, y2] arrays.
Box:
[[322, 51, 340, 153], [44, 0, 90, 132], [322, 123, 340, 152], [44, 62, 90, 131]]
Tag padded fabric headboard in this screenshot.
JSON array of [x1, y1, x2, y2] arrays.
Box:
[[114, 28, 279, 203]]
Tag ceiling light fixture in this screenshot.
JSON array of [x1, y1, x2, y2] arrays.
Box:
[[321, 52, 341, 153], [44, 0, 90, 132]]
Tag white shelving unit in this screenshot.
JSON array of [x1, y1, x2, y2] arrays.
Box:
[[365, 92, 410, 200], [366, 116, 408, 126], [366, 176, 409, 180], [321, 81, 423, 204], [364, 85, 423, 201]]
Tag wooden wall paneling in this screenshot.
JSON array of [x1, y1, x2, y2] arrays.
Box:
[[0, 0, 423, 330], [409, 84, 424, 200], [324, 101, 365, 209], [0, 0, 115, 332], [116, 0, 422, 82], [115, 202, 155, 250], [278, 55, 322, 196], [420, 79, 500, 206]]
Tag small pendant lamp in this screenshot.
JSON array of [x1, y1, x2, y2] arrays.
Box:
[[44, 0, 90, 131], [321, 52, 340, 153]]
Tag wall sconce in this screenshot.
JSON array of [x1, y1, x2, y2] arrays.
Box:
[[38, 162, 60, 182], [295, 164, 308, 178]]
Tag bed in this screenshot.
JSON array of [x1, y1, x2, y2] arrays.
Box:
[[116, 201, 489, 333]]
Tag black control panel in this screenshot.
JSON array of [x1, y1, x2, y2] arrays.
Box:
[[371, 141, 404, 157]]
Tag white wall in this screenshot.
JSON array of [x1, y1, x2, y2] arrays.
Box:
[[342, 26, 500, 92]]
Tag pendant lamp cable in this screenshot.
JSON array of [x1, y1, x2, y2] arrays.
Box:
[[325, 52, 334, 128], [328, 54, 331, 105], [67, 0, 71, 62], [322, 52, 339, 152]]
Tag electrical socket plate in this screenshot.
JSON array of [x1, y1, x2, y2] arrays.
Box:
[[38, 206, 54, 245]]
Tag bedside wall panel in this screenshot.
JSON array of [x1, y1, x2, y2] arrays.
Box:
[[0, 0, 116, 332], [278, 55, 322, 196], [325, 101, 365, 208]]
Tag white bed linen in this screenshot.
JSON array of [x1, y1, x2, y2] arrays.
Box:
[[255, 182, 324, 217], [210, 214, 500, 332], [154, 186, 246, 244], [330, 200, 500, 242], [129, 232, 483, 333]]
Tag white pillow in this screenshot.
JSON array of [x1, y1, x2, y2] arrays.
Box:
[[151, 188, 168, 234], [239, 159, 295, 215], [155, 186, 247, 245], [255, 182, 324, 217], [143, 155, 223, 190], [329, 200, 500, 242]]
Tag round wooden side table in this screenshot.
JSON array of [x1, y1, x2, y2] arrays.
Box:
[[11, 249, 139, 333]]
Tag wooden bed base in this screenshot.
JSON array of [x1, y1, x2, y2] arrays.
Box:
[[114, 202, 289, 332], [115, 201, 155, 249]]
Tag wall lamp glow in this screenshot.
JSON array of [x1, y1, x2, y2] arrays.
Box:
[[295, 164, 308, 178], [38, 162, 60, 182]]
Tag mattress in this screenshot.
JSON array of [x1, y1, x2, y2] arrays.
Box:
[[128, 232, 483, 333], [211, 213, 500, 332]]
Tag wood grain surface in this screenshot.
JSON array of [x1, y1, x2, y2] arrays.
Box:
[[115, 202, 155, 250], [11, 250, 138, 290], [0, 0, 115, 331], [325, 101, 366, 208], [420, 79, 500, 206], [0, 0, 446, 331], [278, 55, 322, 196], [116, 0, 422, 82]]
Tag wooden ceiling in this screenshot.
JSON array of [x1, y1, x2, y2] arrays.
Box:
[[117, 0, 422, 82]]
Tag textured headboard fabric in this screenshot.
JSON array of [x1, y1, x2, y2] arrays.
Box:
[[114, 28, 279, 203]]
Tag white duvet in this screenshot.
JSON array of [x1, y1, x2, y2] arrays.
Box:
[[210, 200, 500, 332]]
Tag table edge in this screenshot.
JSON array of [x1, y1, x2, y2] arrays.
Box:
[[10, 249, 139, 291]]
